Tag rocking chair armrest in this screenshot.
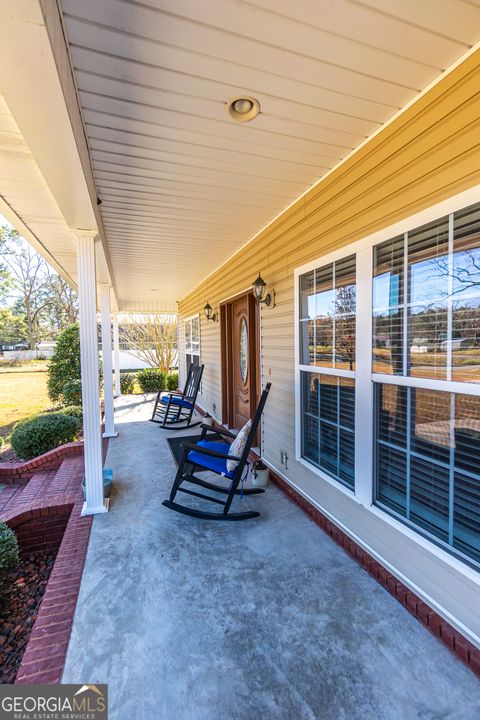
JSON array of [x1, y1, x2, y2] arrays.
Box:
[[163, 390, 185, 397], [181, 441, 240, 462], [200, 424, 235, 438]]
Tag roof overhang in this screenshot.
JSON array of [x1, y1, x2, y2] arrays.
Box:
[[1, 0, 480, 313]]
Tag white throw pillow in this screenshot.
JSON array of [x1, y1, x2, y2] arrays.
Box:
[[226, 419, 252, 473]]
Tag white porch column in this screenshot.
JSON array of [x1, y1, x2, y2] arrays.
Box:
[[75, 231, 107, 516], [112, 313, 121, 397], [100, 285, 117, 438]]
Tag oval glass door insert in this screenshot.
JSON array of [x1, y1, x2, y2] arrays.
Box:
[[239, 317, 248, 384]]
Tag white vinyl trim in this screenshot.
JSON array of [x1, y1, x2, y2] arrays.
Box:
[[371, 373, 480, 396], [298, 365, 355, 378]]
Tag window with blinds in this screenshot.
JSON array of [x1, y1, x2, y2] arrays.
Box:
[[299, 255, 356, 489], [373, 204, 480, 383], [374, 202, 480, 566], [297, 199, 480, 568], [375, 384, 480, 563], [302, 373, 355, 489]]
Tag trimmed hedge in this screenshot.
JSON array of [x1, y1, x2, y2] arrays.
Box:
[[166, 371, 179, 391], [120, 372, 136, 394], [137, 368, 166, 393], [11, 413, 81, 460]]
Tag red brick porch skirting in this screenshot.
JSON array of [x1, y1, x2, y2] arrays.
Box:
[[264, 462, 480, 679]]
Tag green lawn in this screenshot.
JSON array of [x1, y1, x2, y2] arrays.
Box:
[[0, 363, 53, 443]]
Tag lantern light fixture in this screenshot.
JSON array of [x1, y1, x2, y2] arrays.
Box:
[[204, 302, 217, 322], [252, 272, 275, 307]]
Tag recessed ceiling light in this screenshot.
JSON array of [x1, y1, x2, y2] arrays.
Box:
[[226, 96, 260, 123]]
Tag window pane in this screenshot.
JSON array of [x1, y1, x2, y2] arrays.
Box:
[[454, 393, 480, 473], [191, 316, 200, 344], [301, 372, 355, 489], [408, 218, 449, 380], [410, 457, 449, 542], [454, 471, 480, 563], [374, 205, 480, 384], [452, 203, 480, 383], [185, 320, 192, 351], [334, 255, 356, 370], [411, 388, 450, 465], [375, 383, 480, 566], [302, 373, 319, 464], [299, 256, 356, 369], [300, 320, 315, 365], [373, 236, 404, 374], [315, 317, 333, 367], [314, 264, 334, 367], [300, 270, 315, 320], [377, 383, 407, 447], [377, 444, 407, 516]]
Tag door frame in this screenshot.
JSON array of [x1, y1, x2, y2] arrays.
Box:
[[220, 290, 261, 431]]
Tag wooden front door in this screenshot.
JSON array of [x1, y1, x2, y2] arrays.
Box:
[[221, 292, 259, 432]]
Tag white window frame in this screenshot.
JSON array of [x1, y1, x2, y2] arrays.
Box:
[[294, 183, 480, 516], [184, 313, 201, 371]]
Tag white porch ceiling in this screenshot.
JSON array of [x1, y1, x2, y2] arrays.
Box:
[[58, 0, 480, 310]]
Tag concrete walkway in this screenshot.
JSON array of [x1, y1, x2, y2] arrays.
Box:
[[63, 396, 480, 720]]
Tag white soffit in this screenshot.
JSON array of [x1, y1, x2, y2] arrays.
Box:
[[0, 93, 77, 287], [0, 0, 116, 304], [58, 0, 480, 309]]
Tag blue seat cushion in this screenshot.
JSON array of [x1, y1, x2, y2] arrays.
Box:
[[187, 440, 234, 478], [160, 394, 192, 409]]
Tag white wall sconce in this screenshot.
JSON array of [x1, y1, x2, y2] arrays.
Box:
[[204, 302, 217, 322], [252, 272, 275, 308]]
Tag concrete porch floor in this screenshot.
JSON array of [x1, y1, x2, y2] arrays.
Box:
[[63, 396, 480, 720]]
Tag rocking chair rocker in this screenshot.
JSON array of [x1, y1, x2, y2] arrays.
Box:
[[162, 382, 271, 520], [150, 363, 204, 429]]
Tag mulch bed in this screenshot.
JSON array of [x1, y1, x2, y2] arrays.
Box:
[[0, 551, 56, 683], [0, 447, 17, 464]]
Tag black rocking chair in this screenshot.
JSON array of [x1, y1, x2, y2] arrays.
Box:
[[162, 382, 271, 521], [150, 363, 204, 429]]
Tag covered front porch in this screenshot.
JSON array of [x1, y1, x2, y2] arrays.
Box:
[[62, 395, 480, 719]]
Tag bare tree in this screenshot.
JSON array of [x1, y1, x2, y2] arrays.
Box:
[[0, 227, 49, 348], [43, 269, 78, 331], [120, 313, 177, 372]]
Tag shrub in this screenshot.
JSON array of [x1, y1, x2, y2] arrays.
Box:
[[11, 413, 81, 460], [166, 371, 179, 391], [0, 522, 18, 576], [120, 372, 136, 394], [57, 405, 83, 424], [47, 324, 81, 404], [137, 368, 165, 393], [0, 523, 19, 573], [62, 378, 82, 406]]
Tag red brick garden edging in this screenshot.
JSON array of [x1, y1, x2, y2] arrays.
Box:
[[0, 453, 92, 684], [0, 442, 83, 484]]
